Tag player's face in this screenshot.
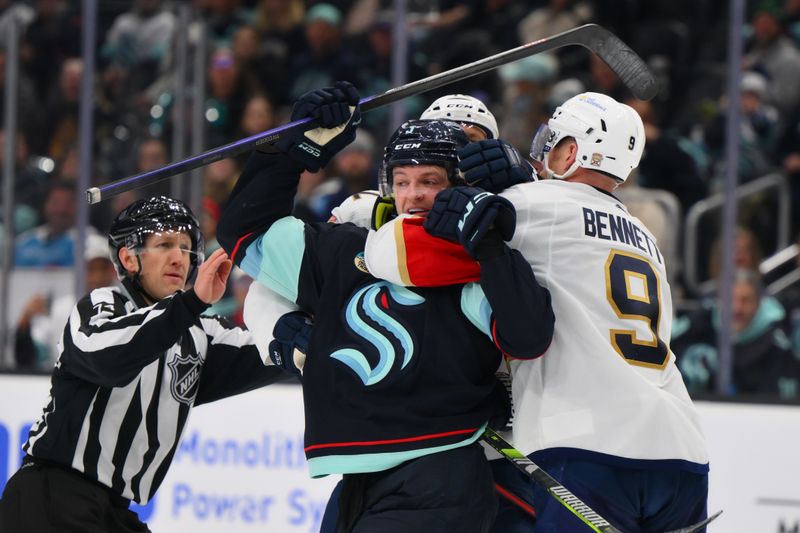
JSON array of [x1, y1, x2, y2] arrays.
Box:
[[460, 123, 488, 142], [135, 231, 192, 301], [392, 165, 449, 217]]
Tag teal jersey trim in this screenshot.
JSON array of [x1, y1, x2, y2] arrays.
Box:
[[307, 424, 487, 478], [460, 282, 493, 339], [239, 216, 306, 303]]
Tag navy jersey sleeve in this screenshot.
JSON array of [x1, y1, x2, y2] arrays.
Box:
[[478, 246, 554, 359], [217, 150, 306, 263]]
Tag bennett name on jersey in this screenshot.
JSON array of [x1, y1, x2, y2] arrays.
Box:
[[581, 206, 663, 265]]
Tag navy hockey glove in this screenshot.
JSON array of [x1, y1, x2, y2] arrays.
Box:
[[459, 139, 536, 193], [274, 81, 361, 172], [424, 186, 516, 259], [268, 311, 313, 378]]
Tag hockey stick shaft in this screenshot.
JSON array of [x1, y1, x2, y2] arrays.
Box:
[[482, 428, 623, 533], [87, 23, 655, 204], [484, 428, 721, 533], [664, 510, 722, 533]]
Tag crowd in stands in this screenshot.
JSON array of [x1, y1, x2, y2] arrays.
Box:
[[1, 0, 800, 398]]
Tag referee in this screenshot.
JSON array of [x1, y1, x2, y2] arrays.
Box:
[[0, 196, 286, 533]]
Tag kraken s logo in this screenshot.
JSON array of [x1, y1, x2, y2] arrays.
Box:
[[331, 281, 425, 386]]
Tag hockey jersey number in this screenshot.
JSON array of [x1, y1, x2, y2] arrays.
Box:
[[605, 250, 670, 369]]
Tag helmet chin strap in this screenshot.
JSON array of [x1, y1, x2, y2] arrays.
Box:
[[128, 254, 160, 305], [544, 158, 580, 181]]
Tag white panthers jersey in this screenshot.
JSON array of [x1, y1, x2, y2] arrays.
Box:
[[501, 180, 708, 467]]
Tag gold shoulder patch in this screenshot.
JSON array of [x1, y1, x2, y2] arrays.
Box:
[[354, 252, 370, 274]]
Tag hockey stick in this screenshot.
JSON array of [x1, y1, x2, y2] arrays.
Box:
[[87, 24, 656, 204], [665, 510, 722, 533], [482, 428, 721, 533], [482, 428, 623, 533]]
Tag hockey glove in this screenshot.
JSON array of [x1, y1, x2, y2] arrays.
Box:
[[268, 311, 313, 379], [274, 81, 361, 172], [423, 186, 516, 259], [459, 139, 537, 193]]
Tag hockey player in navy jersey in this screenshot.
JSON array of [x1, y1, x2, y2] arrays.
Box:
[[216, 81, 554, 532], [365, 92, 710, 532]]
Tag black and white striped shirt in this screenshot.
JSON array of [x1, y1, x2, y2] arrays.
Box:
[[23, 279, 285, 504]]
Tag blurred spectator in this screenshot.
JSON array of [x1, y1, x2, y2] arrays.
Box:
[[0, 49, 43, 150], [497, 55, 559, 153], [14, 233, 117, 371], [102, 0, 175, 108], [624, 97, 708, 213], [517, 0, 593, 45], [708, 226, 764, 283], [234, 92, 279, 166], [0, 129, 54, 219], [14, 181, 98, 267], [703, 71, 782, 184], [43, 57, 82, 161], [743, 1, 800, 116], [460, 0, 531, 51], [672, 269, 800, 398], [238, 92, 278, 137], [352, 17, 427, 132], [786, 0, 800, 44], [288, 3, 359, 101], [137, 136, 169, 173], [20, 0, 80, 102], [206, 47, 259, 146], [307, 129, 378, 220], [0, 0, 35, 40], [777, 111, 800, 232], [252, 0, 306, 106], [200, 0, 250, 48]]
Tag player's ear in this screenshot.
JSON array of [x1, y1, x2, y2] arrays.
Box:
[[566, 140, 579, 166], [119, 247, 139, 274]]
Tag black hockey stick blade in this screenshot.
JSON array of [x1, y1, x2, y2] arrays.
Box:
[[482, 428, 623, 533], [87, 23, 655, 204], [663, 510, 723, 533]]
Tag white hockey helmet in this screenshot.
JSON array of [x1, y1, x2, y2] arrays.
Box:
[[420, 94, 499, 140], [529, 92, 645, 182]]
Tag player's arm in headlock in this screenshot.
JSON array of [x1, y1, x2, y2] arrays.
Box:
[[424, 185, 554, 359]]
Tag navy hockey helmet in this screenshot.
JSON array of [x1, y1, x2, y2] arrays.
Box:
[[379, 119, 469, 195], [108, 196, 205, 279]]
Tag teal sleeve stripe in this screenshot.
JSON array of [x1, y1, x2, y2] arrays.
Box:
[[307, 424, 486, 478], [460, 282, 493, 340], [239, 217, 306, 303]]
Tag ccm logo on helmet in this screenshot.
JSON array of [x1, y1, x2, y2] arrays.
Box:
[[393, 142, 422, 150]]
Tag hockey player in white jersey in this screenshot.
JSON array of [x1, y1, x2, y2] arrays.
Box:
[[493, 92, 710, 532], [362, 92, 709, 532]]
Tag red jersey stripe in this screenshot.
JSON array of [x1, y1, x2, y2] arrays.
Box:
[[304, 427, 478, 452]]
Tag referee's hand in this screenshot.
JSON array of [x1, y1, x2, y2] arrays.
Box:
[[194, 248, 233, 304]]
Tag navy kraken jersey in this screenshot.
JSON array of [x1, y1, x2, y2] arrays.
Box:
[[218, 152, 552, 477]]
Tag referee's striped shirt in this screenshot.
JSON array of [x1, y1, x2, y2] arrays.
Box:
[[23, 279, 285, 504]]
